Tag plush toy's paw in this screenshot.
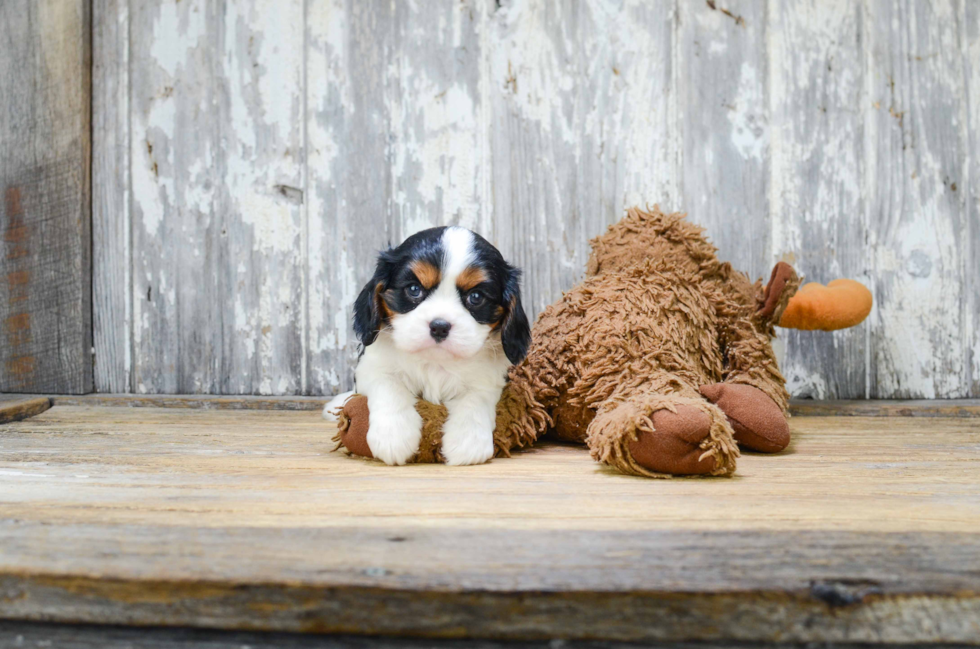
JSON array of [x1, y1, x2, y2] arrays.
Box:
[[336, 395, 373, 458], [699, 383, 790, 453], [627, 406, 718, 475]]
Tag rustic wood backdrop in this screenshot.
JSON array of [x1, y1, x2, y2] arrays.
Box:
[[1, 0, 92, 394], [89, 0, 979, 399]]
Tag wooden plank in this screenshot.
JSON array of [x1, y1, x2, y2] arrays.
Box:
[[306, 0, 491, 394], [676, 0, 769, 280], [4, 393, 980, 417], [17, 624, 921, 649], [49, 393, 329, 410], [769, 1, 869, 399], [0, 0, 92, 394], [129, 0, 306, 395], [0, 407, 979, 642], [790, 398, 980, 418], [3, 407, 979, 532], [865, 0, 969, 398], [0, 398, 51, 424], [11, 623, 919, 649], [967, 2, 980, 397], [305, 0, 386, 395], [128, 0, 215, 394], [92, 0, 131, 393], [488, 0, 676, 318]]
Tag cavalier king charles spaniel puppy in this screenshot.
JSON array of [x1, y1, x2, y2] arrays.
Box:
[[324, 226, 530, 466]]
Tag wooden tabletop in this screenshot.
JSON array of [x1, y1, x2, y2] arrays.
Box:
[[0, 404, 978, 643]]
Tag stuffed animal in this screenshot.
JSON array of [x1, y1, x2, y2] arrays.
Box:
[[333, 207, 871, 477]]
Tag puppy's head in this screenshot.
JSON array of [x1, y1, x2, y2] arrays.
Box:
[[354, 226, 530, 364]]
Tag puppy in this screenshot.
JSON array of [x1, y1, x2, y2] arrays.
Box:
[[324, 226, 530, 466]]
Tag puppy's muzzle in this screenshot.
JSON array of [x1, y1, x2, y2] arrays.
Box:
[[429, 319, 452, 342]]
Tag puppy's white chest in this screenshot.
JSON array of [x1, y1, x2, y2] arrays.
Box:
[[413, 361, 464, 404]]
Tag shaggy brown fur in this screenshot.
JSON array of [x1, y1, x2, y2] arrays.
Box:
[[500, 207, 797, 477], [336, 206, 801, 478]]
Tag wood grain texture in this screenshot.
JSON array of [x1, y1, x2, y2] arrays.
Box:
[[789, 398, 980, 418], [966, 1, 980, 398], [11, 623, 935, 649], [7, 393, 980, 417], [48, 393, 330, 410], [0, 406, 979, 642], [677, 0, 769, 281], [0, 0, 92, 394], [0, 398, 51, 424], [127, 0, 306, 395], [489, 0, 676, 315], [770, 1, 869, 399], [92, 0, 131, 393], [865, 0, 969, 398], [91, 1, 980, 399]]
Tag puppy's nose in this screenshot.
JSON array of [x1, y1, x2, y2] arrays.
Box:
[[429, 319, 452, 342]]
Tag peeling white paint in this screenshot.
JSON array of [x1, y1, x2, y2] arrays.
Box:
[[150, 2, 205, 79], [728, 63, 767, 161], [98, 0, 978, 398]]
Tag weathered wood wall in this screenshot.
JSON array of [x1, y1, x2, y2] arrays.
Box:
[[1, 0, 92, 394], [92, 0, 979, 399]]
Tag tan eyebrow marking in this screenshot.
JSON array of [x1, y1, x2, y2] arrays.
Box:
[[375, 283, 393, 318], [456, 265, 488, 292], [409, 260, 441, 289], [489, 305, 505, 330]]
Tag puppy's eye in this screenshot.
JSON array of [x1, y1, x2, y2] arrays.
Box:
[[406, 283, 423, 299], [466, 290, 484, 307]]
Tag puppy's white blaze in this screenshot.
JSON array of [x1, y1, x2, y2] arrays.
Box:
[[390, 226, 489, 360], [440, 226, 475, 280]]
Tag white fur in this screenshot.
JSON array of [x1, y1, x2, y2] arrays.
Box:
[[389, 228, 490, 360], [332, 227, 511, 466], [322, 390, 355, 422]]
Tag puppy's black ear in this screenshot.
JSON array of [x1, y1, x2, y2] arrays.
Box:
[[353, 253, 393, 346], [500, 267, 531, 364]]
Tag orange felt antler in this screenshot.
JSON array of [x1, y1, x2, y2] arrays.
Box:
[[778, 279, 872, 331]]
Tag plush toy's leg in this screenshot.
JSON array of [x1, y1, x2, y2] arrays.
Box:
[[333, 395, 447, 463], [334, 394, 372, 458], [699, 382, 790, 453], [585, 389, 738, 478], [495, 344, 570, 452]]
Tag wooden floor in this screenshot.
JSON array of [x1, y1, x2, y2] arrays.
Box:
[[1, 403, 979, 644]]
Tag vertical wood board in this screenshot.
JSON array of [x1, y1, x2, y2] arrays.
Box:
[[865, 0, 969, 398], [0, 0, 93, 394], [677, 0, 770, 281], [769, 0, 869, 399], [93, 0, 131, 393], [488, 0, 676, 316], [128, 0, 305, 394]]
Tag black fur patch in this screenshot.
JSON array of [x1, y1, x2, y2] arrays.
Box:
[[353, 227, 530, 365]]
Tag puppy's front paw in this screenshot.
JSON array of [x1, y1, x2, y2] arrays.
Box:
[[441, 423, 494, 466], [366, 409, 423, 466]]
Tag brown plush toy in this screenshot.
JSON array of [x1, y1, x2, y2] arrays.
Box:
[[335, 207, 870, 477]]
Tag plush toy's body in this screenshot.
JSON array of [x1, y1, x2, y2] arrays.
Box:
[[337, 207, 866, 477]]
